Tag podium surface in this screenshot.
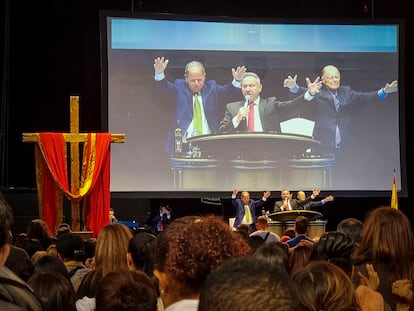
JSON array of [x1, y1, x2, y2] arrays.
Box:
[[268, 210, 323, 221]]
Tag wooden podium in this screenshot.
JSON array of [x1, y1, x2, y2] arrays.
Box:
[[267, 210, 327, 238]]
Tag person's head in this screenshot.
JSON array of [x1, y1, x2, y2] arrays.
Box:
[[254, 242, 290, 274], [353, 206, 414, 280], [96, 269, 158, 311], [291, 260, 357, 311], [296, 191, 306, 201], [28, 272, 77, 311], [33, 254, 69, 279], [241, 72, 262, 102], [109, 208, 115, 222], [55, 232, 84, 262], [321, 65, 341, 91], [26, 219, 53, 251], [127, 232, 158, 276], [294, 216, 309, 235], [240, 191, 250, 204], [255, 215, 269, 231], [184, 61, 206, 93], [199, 256, 296, 311], [281, 189, 291, 200], [55, 223, 72, 238], [95, 223, 133, 277], [154, 215, 250, 308], [0, 194, 14, 264], [289, 245, 312, 275], [336, 217, 364, 244], [311, 231, 355, 277]]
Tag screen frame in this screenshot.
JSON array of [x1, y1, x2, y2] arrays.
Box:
[[100, 10, 407, 198]]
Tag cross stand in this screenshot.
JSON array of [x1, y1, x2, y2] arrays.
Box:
[[22, 96, 125, 231]]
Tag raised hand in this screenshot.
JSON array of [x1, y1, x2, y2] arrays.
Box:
[[232, 66, 247, 81], [283, 74, 298, 89], [232, 188, 239, 196], [154, 56, 169, 74], [263, 191, 271, 199], [383, 80, 398, 94], [305, 76, 322, 95], [324, 195, 334, 202], [358, 264, 380, 291]]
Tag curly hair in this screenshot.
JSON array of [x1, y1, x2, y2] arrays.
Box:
[[155, 215, 250, 295]]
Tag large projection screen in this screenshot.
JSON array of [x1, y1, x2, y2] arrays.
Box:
[[101, 12, 405, 196]]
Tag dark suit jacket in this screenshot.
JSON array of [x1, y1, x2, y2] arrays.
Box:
[[156, 78, 240, 153], [296, 85, 381, 152], [274, 196, 313, 212], [231, 197, 267, 233], [219, 95, 308, 133]]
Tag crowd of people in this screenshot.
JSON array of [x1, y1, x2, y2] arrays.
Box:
[[0, 190, 413, 311]]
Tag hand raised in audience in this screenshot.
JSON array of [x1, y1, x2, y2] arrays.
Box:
[[392, 279, 413, 311], [358, 263, 380, 291]]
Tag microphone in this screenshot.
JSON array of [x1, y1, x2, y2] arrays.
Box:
[[244, 94, 251, 108], [242, 95, 251, 121]]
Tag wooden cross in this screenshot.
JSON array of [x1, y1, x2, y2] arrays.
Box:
[[22, 96, 125, 231]]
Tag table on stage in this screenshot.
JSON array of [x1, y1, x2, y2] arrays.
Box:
[[267, 210, 327, 238], [170, 132, 335, 190]]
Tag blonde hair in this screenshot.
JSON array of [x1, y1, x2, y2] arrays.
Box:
[[94, 223, 133, 277]]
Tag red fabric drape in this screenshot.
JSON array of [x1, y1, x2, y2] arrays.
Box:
[[37, 133, 112, 236]]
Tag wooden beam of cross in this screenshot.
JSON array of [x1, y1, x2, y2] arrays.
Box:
[[22, 96, 125, 231]]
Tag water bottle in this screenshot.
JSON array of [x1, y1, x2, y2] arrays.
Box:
[[174, 120, 182, 153]]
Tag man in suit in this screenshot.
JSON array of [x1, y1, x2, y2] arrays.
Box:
[[274, 189, 320, 212], [153, 57, 247, 154], [219, 72, 322, 133], [296, 190, 334, 210], [147, 204, 172, 235], [284, 65, 398, 152], [231, 188, 271, 234]]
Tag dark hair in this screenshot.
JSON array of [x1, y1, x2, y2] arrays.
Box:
[[337, 218, 364, 244], [26, 219, 53, 251], [55, 233, 85, 261], [128, 232, 157, 277], [199, 256, 296, 311], [0, 194, 14, 247], [33, 255, 70, 279], [294, 216, 309, 235], [96, 269, 157, 311], [254, 242, 290, 274], [28, 272, 77, 311]]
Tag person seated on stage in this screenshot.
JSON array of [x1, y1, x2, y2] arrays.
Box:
[[274, 189, 321, 212], [285, 216, 315, 250], [147, 204, 172, 235], [249, 216, 280, 243], [109, 208, 118, 224], [231, 188, 271, 234], [296, 190, 334, 210]]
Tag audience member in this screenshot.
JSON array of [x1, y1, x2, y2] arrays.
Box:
[[253, 242, 290, 275], [248, 235, 265, 253], [33, 254, 69, 279], [274, 189, 320, 212], [95, 269, 158, 311], [127, 232, 158, 277], [0, 194, 43, 311], [231, 188, 271, 233], [337, 217, 364, 244], [77, 223, 133, 300], [249, 215, 280, 243], [26, 219, 53, 251], [199, 256, 297, 311], [291, 260, 357, 311], [285, 216, 315, 249], [153, 215, 251, 310], [289, 245, 312, 275], [55, 232, 86, 276], [55, 223, 72, 238], [352, 206, 414, 310], [28, 271, 77, 311], [311, 231, 355, 276]]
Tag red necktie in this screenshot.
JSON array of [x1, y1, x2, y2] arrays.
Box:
[[248, 102, 255, 131]]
